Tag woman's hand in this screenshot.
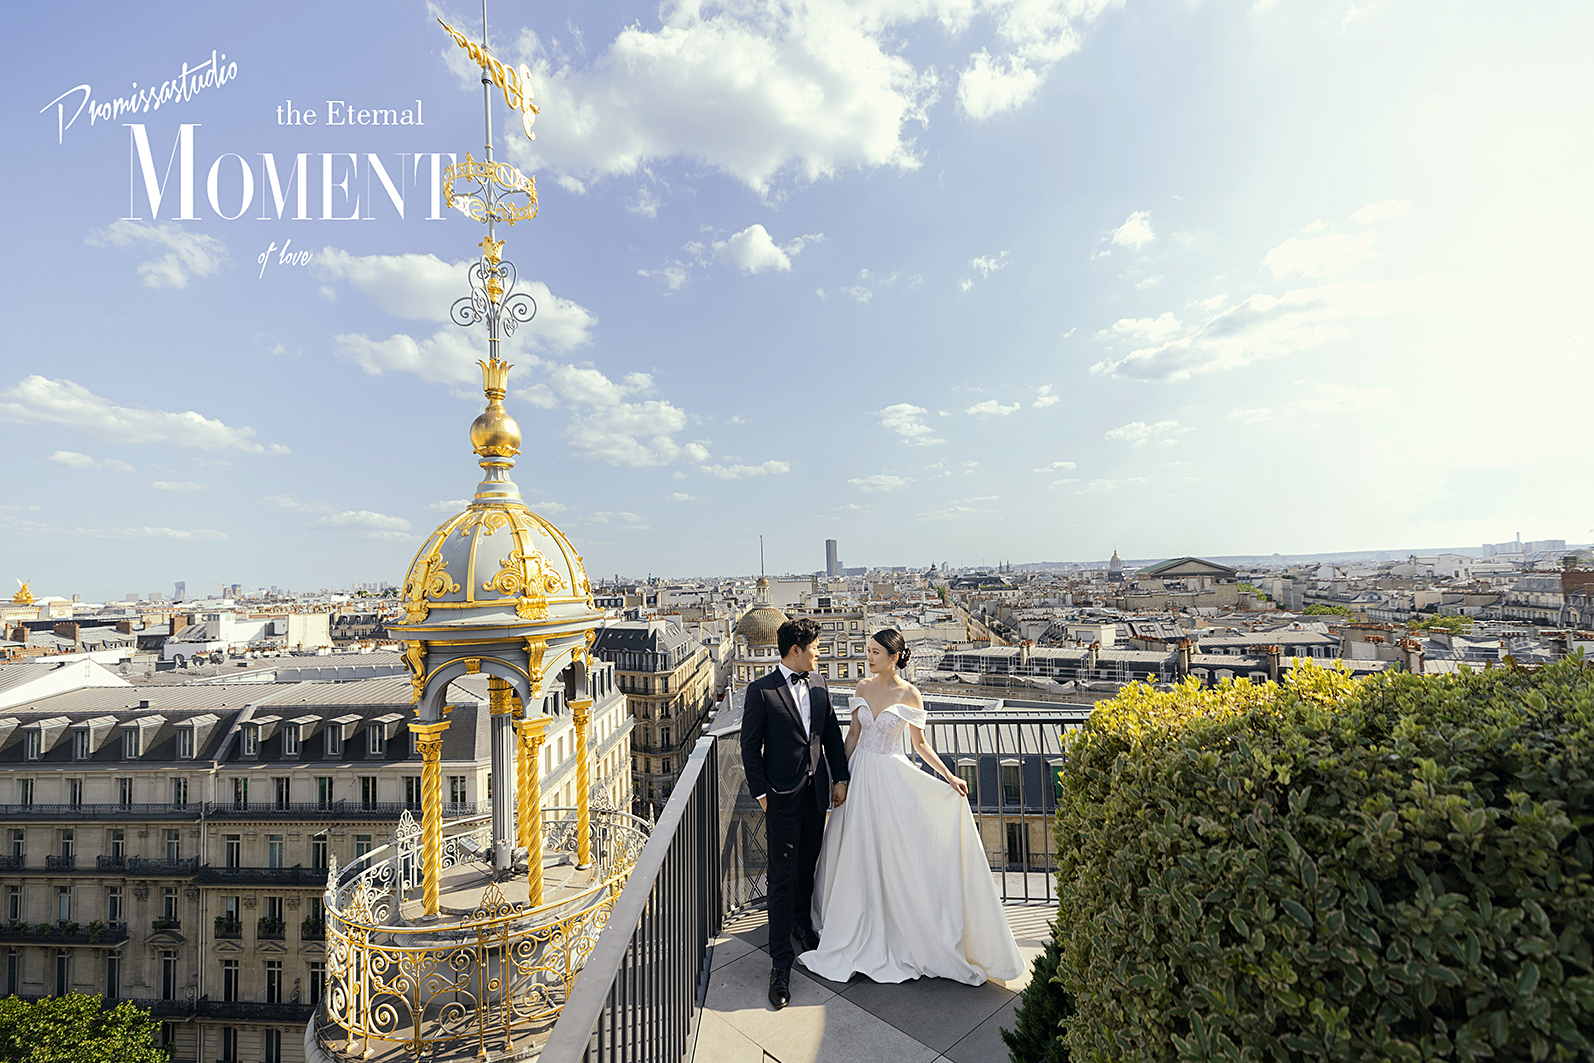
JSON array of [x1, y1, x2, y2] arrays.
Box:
[[947, 775, 969, 797]]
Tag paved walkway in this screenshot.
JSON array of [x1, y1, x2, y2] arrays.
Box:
[[692, 902, 1052, 1063]]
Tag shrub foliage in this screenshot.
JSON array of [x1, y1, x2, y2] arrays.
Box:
[[1052, 658, 1594, 1062], [1004, 930, 1074, 1063]]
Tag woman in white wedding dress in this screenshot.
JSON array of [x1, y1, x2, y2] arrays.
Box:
[[797, 630, 1024, 986]]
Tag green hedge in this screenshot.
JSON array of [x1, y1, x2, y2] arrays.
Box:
[[1050, 658, 1594, 1062]]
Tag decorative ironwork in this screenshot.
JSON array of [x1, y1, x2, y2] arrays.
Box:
[[448, 253, 537, 340]]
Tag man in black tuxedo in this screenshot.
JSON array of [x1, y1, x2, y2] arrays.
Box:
[[740, 617, 850, 1009]]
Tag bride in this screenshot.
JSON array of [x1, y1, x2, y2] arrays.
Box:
[[797, 629, 1024, 985]]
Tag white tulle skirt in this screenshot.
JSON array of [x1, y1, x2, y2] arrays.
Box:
[[797, 749, 1024, 985]]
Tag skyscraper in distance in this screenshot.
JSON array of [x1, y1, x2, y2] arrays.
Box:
[[825, 539, 839, 577]]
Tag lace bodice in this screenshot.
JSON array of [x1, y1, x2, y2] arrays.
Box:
[[850, 697, 926, 756]]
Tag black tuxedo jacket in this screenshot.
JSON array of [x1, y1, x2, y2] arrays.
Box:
[[740, 668, 850, 805]]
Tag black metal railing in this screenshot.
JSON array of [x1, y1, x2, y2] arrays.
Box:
[[152, 918, 181, 932], [197, 866, 328, 887], [0, 803, 198, 820], [542, 735, 722, 1063], [0, 801, 478, 820], [214, 918, 243, 939], [0, 856, 21, 871], [195, 999, 315, 1022], [0, 921, 128, 946], [44, 854, 75, 870], [128, 857, 200, 875], [257, 917, 285, 940], [300, 917, 325, 940]]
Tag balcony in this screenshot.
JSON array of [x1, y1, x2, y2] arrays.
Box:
[[300, 917, 325, 941], [0, 803, 199, 820], [197, 866, 330, 887], [151, 917, 181, 932], [214, 917, 243, 939], [196, 999, 316, 1023], [257, 917, 286, 941], [204, 800, 478, 820], [128, 856, 200, 875], [0, 854, 198, 876], [0, 920, 130, 947], [44, 854, 74, 870]]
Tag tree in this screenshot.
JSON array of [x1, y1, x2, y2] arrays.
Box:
[[0, 995, 168, 1063]]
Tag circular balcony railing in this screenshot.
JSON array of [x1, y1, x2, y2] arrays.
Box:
[[317, 805, 649, 1059]]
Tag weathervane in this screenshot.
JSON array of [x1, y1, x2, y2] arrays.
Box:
[[440, 3, 541, 354]]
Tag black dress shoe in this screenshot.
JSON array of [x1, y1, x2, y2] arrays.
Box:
[[768, 967, 791, 1010], [794, 925, 821, 953]]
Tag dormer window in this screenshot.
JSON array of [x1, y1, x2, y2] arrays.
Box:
[[176, 729, 194, 759], [325, 728, 343, 757], [367, 727, 386, 755], [122, 729, 140, 759], [242, 726, 259, 757], [72, 731, 89, 760], [284, 724, 300, 757], [24, 733, 40, 760]]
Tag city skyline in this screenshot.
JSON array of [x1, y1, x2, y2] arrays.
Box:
[[3, 1, 1590, 599]]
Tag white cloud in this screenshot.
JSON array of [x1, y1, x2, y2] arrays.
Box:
[[48, 451, 126, 470], [528, 501, 570, 514], [1229, 407, 1277, 423], [700, 461, 790, 479], [262, 494, 331, 514], [712, 224, 822, 273], [959, 249, 1011, 291], [569, 401, 710, 467], [1111, 211, 1155, 249], [317, 248, 596, 350], [1091, 278, 1444, 382], [1352, 199, 1410, 224], [423, 499, 473, 512], [150, 481, 204, 492], [1135, 274, 1163, 290], [1034, 460, 1077, 472], [1081, 477, 1148, 491], [843, 285, 874, 303], [628, 186, 663, 217], [966, 399, 1019, 415], [1033, 384, 1060, 408], [1, 519, 226, 541], [1105, 420, 1185, 446], [0, 377, 286, 453], [86, 220, 227, 289], [590, 511, 648, 526], [956, 49, 1043, 120], [849, 473, 911, 491], [665, 492, 698, 502], [1265, 232, 1378, 278], [877, 403, 943, 446], [312, 510, 414, 541]]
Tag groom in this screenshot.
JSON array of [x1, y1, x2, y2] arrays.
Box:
[[741, 617, 850, 1009]]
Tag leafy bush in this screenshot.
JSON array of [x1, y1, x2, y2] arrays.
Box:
[[1003, 930, 1073, 1063], [0, 994, 168, 1063], [1051, 659, 1594, 1062]]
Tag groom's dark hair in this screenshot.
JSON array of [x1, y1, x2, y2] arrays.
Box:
[[777, 618, 822, 658]]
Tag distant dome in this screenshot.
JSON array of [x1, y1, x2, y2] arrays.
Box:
[[401, 504, 594, 627], [735, 603, 788, 646]]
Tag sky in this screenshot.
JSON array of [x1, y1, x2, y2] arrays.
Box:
[[2, 0, 1591, 600]]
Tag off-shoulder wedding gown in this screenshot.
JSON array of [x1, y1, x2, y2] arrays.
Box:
[[796, 697, 1024, 985]]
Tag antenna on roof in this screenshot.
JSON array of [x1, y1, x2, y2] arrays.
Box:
[[760, 535, 765, 578]]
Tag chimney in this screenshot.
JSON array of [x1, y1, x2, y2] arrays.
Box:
[[1175, 638, 1192, 680], [1264, 645, 1282, 685], [53, 622, 80, 644], [1086, 640, 1100, 674], [1019, 640, 1032, 669], [1398, 638, 1425, 675]]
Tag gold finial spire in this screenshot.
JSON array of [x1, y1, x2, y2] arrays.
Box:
[[13, 580, 35, 605], [471, 359, 521, 458]]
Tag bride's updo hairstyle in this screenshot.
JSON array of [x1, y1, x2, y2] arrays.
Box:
[[870, 629, 911, 669]]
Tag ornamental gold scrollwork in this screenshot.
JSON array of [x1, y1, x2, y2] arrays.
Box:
[[403, 544, 460, 622], [525, 638, 547, 702], [402, 642, 428, 705], [441, 151, 538, 226]]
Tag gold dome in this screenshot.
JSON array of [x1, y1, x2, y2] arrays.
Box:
[[735, 603, 788, 646]]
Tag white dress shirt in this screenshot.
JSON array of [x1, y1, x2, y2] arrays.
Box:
[[754, 664, 815, 801]]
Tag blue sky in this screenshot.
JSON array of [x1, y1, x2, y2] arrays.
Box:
[[2, 0, 1590, 600]]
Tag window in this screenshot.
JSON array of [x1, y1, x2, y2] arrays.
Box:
[[221, 1026, 239, 1062], [284, 724, 300, 756], [1005, 822, 1027, 870], [160, 950, 177, 1000], [267, 835, 284, 868], [54, 949, 67, 997], [175, 728, 193, 759], [164, 829, 181, 862], [221, 960, 240, 1002], [159, 1023, 174, 1049], [448, 776, 466, 805], [263, 1028, 282, 1063], [73, 731, 89, 760], [6, 887, 18, 922], [409, 730, 419, 756], [956, 762, 979, 803], [273, 777, 290, 810], [404, 777, 421, 809], [312, 836, 328, 870], [660, 727, 671, 748], [266, 896, 283, 923], [68, 779, 83, 807], [355, 835, 372, 859], [360, 777, 377, 810], [23, 732, 39, 760], [309, 962, 325, 1005], [325, 726, 343, 757], [18, 780, 33, 807], [57, 887, 71, 922], [104, 953, 119, 998], [117, 778, 133, 807], [231, 778, 248, 809], [109, 829, 124, 861], [6, 951, 15, 997], [241, 727, 258, 756], [1001, 763, 1022, 805], [224, 835, 241, 868], [317, 777, 334, 810], [367, 726, 386, 755], [264, 960, 282, 1003], [171, 778, 188, 807], [122, 729, 139, 759], [106, 888, 122, 923]]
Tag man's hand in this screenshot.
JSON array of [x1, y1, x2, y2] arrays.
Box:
[[831, 782, 847, 807], [757, 795, 767, 812]]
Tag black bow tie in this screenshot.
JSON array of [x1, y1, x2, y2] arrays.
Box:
[[788, 671, 810, 683]]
